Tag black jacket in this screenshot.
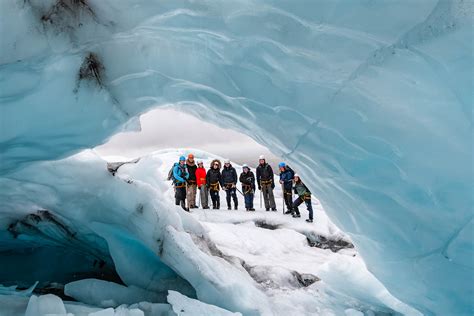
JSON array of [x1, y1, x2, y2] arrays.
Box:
[[239, 171, 255, 193], [221, 165, 237, 185], [186, 161, 197, 182], [206, 168, 222, 187], [256, 163, 274, 187]]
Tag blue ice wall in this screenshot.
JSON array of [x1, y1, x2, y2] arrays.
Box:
[[0, 0, 472, 314]]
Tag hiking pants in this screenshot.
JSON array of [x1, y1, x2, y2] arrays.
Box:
[[175, 185, 187, 211], [199, 185, 209, 208], [244, 193, 254, 209], [261, 183, 276, 209], [292, 196, 313, 220], [210, 189, 220, 209], [283, 187, 293, 211], [186, 183, 197, 208], [224, 185, 238, 208]]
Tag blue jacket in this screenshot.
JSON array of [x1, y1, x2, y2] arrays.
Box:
[[173, 163, 189, 184], [279, 166, 294, 190]]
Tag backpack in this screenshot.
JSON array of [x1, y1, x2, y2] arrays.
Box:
[[167, 163, 177, 181], [286, 166, 295, 179]]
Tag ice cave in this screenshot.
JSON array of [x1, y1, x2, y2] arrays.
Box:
[[0, 0, 472, 315]]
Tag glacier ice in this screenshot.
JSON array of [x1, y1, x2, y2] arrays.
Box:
[[0, 0, 472, 315], [167, 290, 242, 316]]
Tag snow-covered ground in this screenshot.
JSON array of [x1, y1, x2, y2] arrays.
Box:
[[0, 148, 422, 316]]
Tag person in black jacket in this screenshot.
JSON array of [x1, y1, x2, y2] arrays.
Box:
[[186, 154, 198, 209], [239, 164, 256, 211], [256, 155, 276, 211], [221, 159, 238, 210], [279, 162, 295, 214], [206, 159, 222, 209]]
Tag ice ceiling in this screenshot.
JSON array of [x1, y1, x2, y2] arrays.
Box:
[[0, 0, 472, 315]]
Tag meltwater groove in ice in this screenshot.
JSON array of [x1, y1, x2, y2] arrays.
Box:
[[1, 0, 472, 314]]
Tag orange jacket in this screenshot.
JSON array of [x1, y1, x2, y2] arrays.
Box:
[[196, 167, 207, 187]]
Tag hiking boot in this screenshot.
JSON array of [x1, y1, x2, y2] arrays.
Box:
[[271, 208, 277, 212], [306, 219, 313, 223], [249, 208, 255, 211], [284, 210, 292, 215], [246, 208, 249, 211], [266, 208, 270, 212], [292, 213, 301, 218], [234, 206, 238, 210], [203, 206, 210, 209], [228, 206, 231, 210]]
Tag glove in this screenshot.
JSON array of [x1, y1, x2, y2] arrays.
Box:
[[232, 183, 236, 188], [271, 184, 275, 189]]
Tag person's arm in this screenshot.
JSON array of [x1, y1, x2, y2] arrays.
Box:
[[268, 165, 275, 188], [232, 168, 237, 185], [173, 165, 185, 182], [256, 167, 261, 189], [205, 170, 210, 187], [218, 172, 223, 188]]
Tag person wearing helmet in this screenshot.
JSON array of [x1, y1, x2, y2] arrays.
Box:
[[173, 156, 189, 211], [256, 155, 276, 211], [186, 154, 198, 209], [195, 160, 209, 209], [206, 159, 223, 209], [221, 159, 238, 210], [292, 174, 313, 223], [239, 164, 256, 211], [279, 162, 295, 214]]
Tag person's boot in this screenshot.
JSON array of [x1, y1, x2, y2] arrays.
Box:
[[249, 208, 255, 211], [292, 213, 301, 218], [227, 204, 231, 210], [306, 219, 313, 223], [246, 208, 249, 211], [217, 201, 220, 210], [284, 210, 292, 215], [234, 204, 238, 210], [271, 208, 277, 212], [266, 208, 270, 212]]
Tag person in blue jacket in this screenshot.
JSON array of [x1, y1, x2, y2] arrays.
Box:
[[173, 156, 189, 211], [279, 162, 295, 214]]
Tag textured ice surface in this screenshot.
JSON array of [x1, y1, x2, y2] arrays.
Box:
[[167, 290, 242, 316], [0, 0, 472, 314]]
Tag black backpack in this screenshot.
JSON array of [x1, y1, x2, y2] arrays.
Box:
[[167, 164, 176, 181]]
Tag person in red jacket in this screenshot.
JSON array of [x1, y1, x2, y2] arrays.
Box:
[[195, 160, 209, 209]]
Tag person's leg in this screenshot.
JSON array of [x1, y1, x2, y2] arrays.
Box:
[[216, 191, 220, 209], [292, 196, 303, 216], [231, 188, 238, 209], [249, 193, 254, 210], [263, 185, 270, 210], [186, 185, 191, 208], [268, 186, 276, 210], [244, 193, 250, 209], [225, 188, 232, 209], [210, 190, 216, 208], [305, 199, 313, 220], [201, 186, 208, 208], [284, 189, 292, 210], [190, 184, 197, 208]]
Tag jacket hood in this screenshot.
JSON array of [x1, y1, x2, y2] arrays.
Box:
[[210, 159, 221, 169]]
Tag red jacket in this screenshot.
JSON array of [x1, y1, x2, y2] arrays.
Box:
[[196, 167, 207, 187]]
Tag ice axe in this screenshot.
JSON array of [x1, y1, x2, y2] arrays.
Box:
[[236, 187, 245, 197], [281, 183, 285, 214]]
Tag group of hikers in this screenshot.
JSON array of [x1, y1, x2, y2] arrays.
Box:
[[169, 154, 314, 223]]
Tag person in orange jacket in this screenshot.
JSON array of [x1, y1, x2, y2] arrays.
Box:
[[195, 160, 209, 209]]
